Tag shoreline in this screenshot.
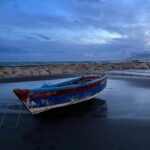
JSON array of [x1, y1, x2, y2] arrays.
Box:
[[1, 72, 150, 83], [0, 60, 150, 79]]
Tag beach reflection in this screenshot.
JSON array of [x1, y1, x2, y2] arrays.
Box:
[[36, 98, 107, 120], [0, 98, 107, 128]]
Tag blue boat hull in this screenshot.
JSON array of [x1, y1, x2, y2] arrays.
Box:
[[14, 75, 107, 115]]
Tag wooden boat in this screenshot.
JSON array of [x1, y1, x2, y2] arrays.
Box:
[[13, 75, 107, 115]]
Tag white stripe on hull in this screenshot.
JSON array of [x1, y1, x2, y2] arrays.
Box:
[[25, 92, 102, 115]]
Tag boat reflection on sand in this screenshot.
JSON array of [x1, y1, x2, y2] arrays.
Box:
[[35, 98, 107, 119]]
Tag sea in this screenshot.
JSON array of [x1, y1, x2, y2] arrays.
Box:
[[0, 60, 135, 67]]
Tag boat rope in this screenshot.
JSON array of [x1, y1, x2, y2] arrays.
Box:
[[0, 104, 9, 128], [6, 102, 22, 129], [0, 102, 22, 129]]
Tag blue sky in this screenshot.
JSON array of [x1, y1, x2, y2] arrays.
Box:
[[0, 0, 150, 62]]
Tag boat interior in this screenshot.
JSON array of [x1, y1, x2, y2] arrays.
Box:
[[40, 75, 105, 89], [56, 75, 104, 87]]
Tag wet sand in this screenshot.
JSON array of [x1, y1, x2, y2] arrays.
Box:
[[0, 76, 150, 150]]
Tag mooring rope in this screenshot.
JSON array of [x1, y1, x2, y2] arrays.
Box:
[[0, 101, 23, 129], [6, 103, 22, 129], [0, 104, 9, 128]]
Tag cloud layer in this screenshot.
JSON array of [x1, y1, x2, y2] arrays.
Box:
[[0, 0, 150, 61]]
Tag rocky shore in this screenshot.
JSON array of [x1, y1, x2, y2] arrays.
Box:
[[0, 60, 150, 79]]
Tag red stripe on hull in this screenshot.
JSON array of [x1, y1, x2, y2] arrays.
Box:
[[30, 79, 106, 99]]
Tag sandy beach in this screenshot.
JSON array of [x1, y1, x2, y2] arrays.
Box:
[[0, 75, 150, 150]]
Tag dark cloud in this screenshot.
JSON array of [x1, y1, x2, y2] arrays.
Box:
[[34, 33, 51, 40], [1, 0, 149, 33], [0, 37, 147, 61], [0, 0, 150, 30], [1, 0, 150, 61]]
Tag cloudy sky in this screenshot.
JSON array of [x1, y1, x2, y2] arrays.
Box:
[[0, 0, 150, 62]]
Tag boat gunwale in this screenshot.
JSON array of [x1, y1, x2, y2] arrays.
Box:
[[31, 75, 107, 92]]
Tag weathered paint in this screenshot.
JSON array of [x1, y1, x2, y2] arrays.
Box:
[[14, 75, 107, 115]]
